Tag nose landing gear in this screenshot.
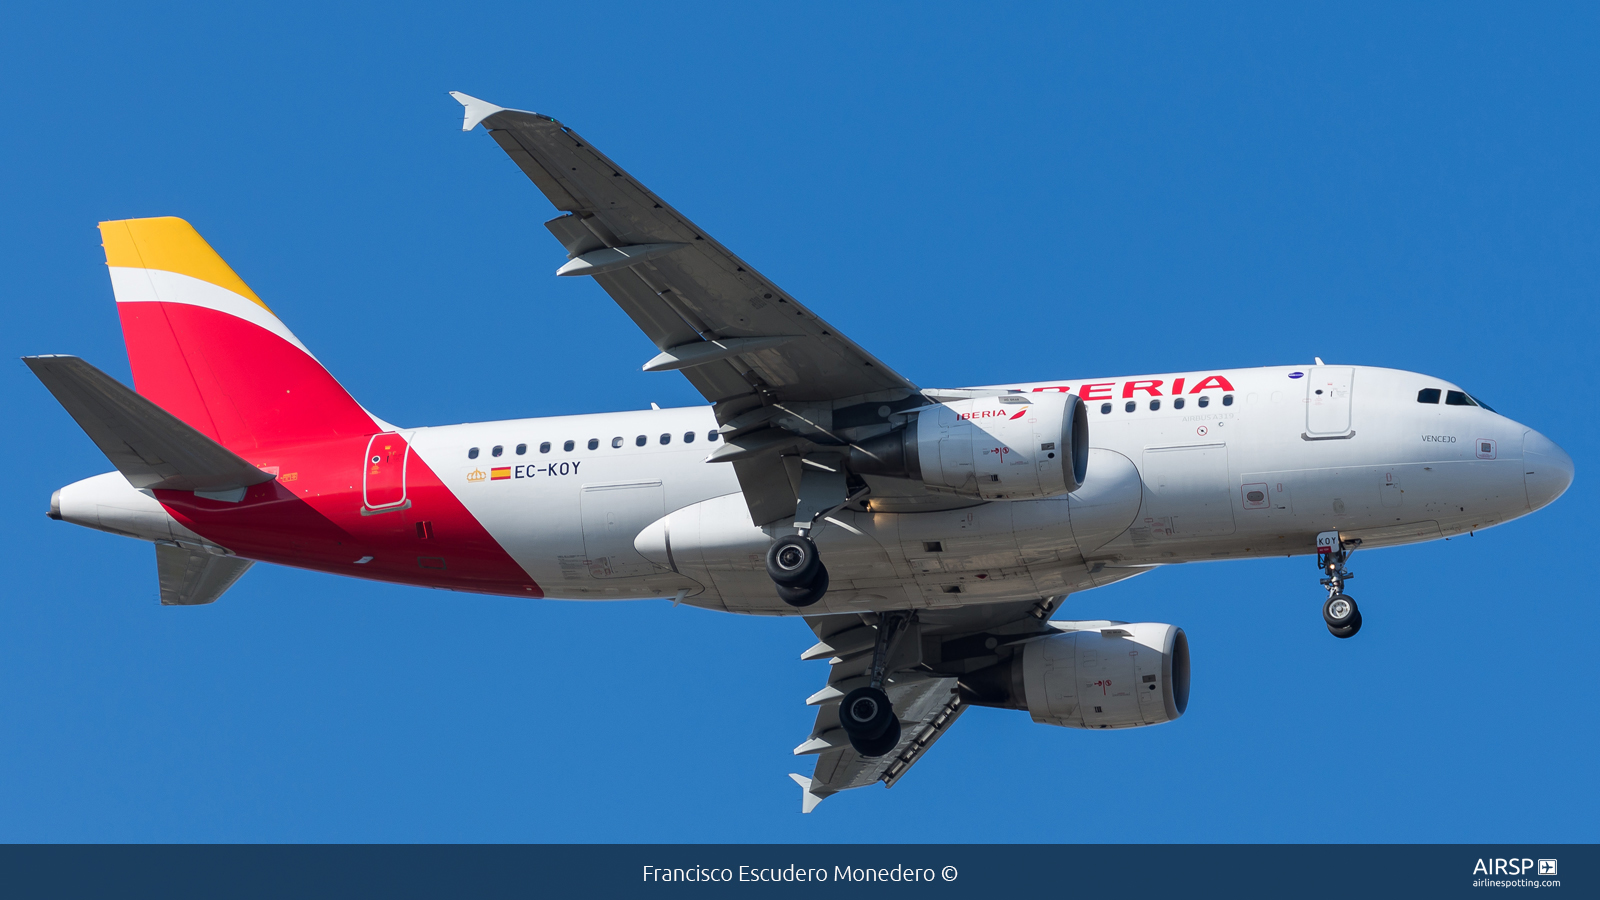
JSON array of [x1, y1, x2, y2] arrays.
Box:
[[1316, 531, 1363, 638]]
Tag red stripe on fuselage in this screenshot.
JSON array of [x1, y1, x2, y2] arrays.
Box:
[[120, 300, 539, 596], [156, 434, 542, 597]]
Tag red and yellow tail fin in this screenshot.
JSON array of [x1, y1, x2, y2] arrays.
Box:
[[101, 217, 379, 451]]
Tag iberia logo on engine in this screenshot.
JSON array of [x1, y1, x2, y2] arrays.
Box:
[[957, 408, 1029, 421]]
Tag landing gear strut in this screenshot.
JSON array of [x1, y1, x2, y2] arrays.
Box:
[[763, 454, 861, 608], [838, 612, 911, 758], [1316, 530, 1363, 639]]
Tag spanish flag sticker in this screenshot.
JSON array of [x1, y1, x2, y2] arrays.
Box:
[[490, 467, 511, 481]]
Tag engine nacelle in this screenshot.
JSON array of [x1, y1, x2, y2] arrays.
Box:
[[960, 623, 1189, 729], [850, 393, 1089, 500]]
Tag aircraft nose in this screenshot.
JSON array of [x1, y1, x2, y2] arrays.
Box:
[[1522, 429, 1574, 511]]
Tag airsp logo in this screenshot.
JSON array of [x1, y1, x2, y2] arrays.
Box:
[[1472, 858, 1552, 876]]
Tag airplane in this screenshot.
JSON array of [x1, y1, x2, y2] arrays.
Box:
[[27, 93, 1573, 813]]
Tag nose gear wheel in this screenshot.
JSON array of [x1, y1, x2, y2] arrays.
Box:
[[1316, 532, 1364, 638]]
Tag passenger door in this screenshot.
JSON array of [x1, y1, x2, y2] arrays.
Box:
[[1305, 366, 1355, 438], [362, 432, 412, 511]]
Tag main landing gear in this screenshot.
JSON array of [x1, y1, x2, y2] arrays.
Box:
[[766, 534, 830, 608], [764, 453, 862, 608], [837, 612, 911, 758], [1316, 530, 1363, 639]]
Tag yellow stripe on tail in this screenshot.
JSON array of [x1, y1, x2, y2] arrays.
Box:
[[99, 217, 272, 312]]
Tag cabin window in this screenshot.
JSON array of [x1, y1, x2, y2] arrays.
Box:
[[1417, 388, 1441, 404], [660, 433, 671, 445], [1222, 394, 1234, 406], [563, 440, 575, 452], [1173, 397, 1185, 410], [612, 437, 623, 448], [1198, 396, 1211, 408], [1100, 402, 1111, 414], [467, 447, 479, 459], [636, 435, 647, 447], [1149, 399, 1161, 411], [515, 443, 527, 455], [707, 431, 720, 442], [587, 438, 599, 450], [491, 445, 503, 457], [683, 431, 696, 443], [1124, 400, 1136, 413], [539, 442, 551, 454], [1445, 390, 1477, 407]]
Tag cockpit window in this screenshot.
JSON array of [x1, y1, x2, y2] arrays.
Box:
[[1470, 394, 1496, 413], [1445, 390, 1477, 407], [1417, 388, 1441, 404]]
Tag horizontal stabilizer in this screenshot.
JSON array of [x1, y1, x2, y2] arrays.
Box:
[[24, 355, 276, 494], [156, 542, 253, 605]]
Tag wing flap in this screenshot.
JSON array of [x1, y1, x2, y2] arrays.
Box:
[[25, 355, 277, 494]]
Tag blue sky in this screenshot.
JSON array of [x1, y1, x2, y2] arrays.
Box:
[[2, 3, 1596, 841]]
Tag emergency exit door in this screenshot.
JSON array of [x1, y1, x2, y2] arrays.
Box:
[[1305, 367, 1355, 437], [363, 432, 411, 510]]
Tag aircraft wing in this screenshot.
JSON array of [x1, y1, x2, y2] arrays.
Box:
[[786, 599, 1102, 811], [787, 611, 1005, 812], [453, 93, 921, 525], [790, 671, 966, 813]]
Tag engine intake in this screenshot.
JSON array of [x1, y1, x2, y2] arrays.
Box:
[[849, 393, 1089, 500], [960, 623, 1189, 729]]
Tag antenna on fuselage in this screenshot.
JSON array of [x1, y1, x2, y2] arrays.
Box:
[[1314, 357, 1325, 365]]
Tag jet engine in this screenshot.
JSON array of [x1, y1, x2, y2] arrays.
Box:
[[849, 393, 1089, 500], [960, 623, 1189, 729]]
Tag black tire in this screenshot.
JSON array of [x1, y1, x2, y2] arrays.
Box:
[[775, 564, 829, 608], [1323, 593, 1359, 629], [839, 686, 894, 740], [849, 716, 902, 759], [767, 535, 822, 587], [1328, 609, 1363, 639]]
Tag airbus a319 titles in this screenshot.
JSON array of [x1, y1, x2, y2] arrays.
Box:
[[28, 93, 1573, 811]]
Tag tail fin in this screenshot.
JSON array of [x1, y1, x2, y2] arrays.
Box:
[[101, 217, 380, 452]]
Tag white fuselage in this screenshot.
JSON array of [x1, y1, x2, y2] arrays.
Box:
[[383, 364, 1566, 615]]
